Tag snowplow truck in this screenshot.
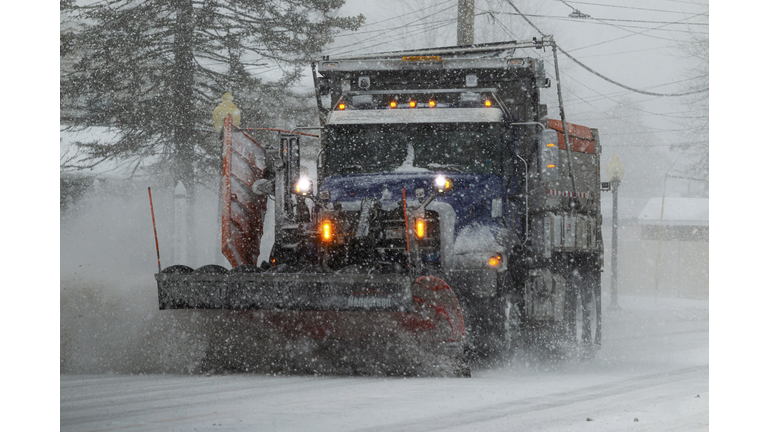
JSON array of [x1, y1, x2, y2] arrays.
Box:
[[155, 39, 604, 372]]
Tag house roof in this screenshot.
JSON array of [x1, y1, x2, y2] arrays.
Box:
[[638, 197, 709, 226]]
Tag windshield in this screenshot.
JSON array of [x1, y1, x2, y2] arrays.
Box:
[[324, 123, 502, 176]]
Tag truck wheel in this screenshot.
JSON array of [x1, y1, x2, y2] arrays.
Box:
[[467, 295, 518, 360], [193, 264, 229, 274], [568, 267, 601, 353], [229, 264, 262, 273], [499, 294, 520, 357], [160, 265, 194, 274]]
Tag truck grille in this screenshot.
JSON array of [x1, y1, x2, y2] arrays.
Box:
[[327, 207, 441, 270]]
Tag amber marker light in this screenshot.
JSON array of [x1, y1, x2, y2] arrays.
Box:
[[409, 100, 417, 108], [547, 164, 556, 168], [390, 101, 397, 108], [338, 103, 346, 110], [415, 219, 426, 239], [488, 255, 502, 267], [546, 143, 556, 147], [320, 220, 334, 242], [429, 100, 436, 108], [484, 100, 492, 107]]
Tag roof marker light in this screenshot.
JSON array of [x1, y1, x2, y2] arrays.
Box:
[[338, 103, 346, 110], [390, 101, 397, 108], [429, 100, 436, 108], [409, 100, 417, 108], [484, 100, 492, 107]]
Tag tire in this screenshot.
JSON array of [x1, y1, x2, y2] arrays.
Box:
[[499, 294, 521, 356], [160, 264, 194, 274], [193, 264, 229, 274], [468, 294, 519, 361], [566, 267, 601, 353], [229, 264, 262, 273]]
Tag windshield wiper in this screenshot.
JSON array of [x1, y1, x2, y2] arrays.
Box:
[[337, 164, 363, 174], [425, 163, 463, 172]]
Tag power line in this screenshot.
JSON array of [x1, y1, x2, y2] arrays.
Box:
[[564, 75, 707, 105], [577, 46, 669, 59], [568, 11, 708, 52], [553, 2, 706, 43], [483, 10, 708, 37], [489, 7, 701, 130], [334, 0, 455, 36], [557, 48, 707, 96], [554, 0, 709, 44], [503, 0, 707, 97], [560, 1, 707, 15], [488, 10, 709, 25], [323, 4, 457, 55], [652, 0, 708, 6], [327, 17, 456, 57]]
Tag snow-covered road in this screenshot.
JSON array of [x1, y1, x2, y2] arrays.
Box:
[[60, 295, 708, 431]]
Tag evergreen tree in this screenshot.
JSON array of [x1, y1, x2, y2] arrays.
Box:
[[61, 0, 363, 187]]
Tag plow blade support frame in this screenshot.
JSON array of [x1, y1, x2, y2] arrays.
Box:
[[155, 272, 414, 312]]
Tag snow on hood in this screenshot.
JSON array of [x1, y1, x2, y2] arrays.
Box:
[[453, 223, 504, 255]]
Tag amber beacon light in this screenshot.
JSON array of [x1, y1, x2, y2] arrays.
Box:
[[320, 220, 334, 242], [415, 219, 426, 239]]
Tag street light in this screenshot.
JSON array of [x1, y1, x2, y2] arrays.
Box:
[[213, 92, 241, 133], [606, 154, 625, 310]]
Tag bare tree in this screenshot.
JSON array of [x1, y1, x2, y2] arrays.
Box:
[[674, 33, 709, 193]]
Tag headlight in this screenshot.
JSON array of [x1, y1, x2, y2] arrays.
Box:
[[434, 175, 453, 193], [294, 176, 313, 196]]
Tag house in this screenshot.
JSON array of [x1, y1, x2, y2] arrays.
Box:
[[602, 197, 708, 299]]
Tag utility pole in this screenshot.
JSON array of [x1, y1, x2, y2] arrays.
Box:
[[457, 0, 475, 46]]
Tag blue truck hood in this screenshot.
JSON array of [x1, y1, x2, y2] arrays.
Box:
[[320, 172, 516, 245]]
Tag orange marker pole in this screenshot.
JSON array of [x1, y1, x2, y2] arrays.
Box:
[[148, 187, 162, 273]]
